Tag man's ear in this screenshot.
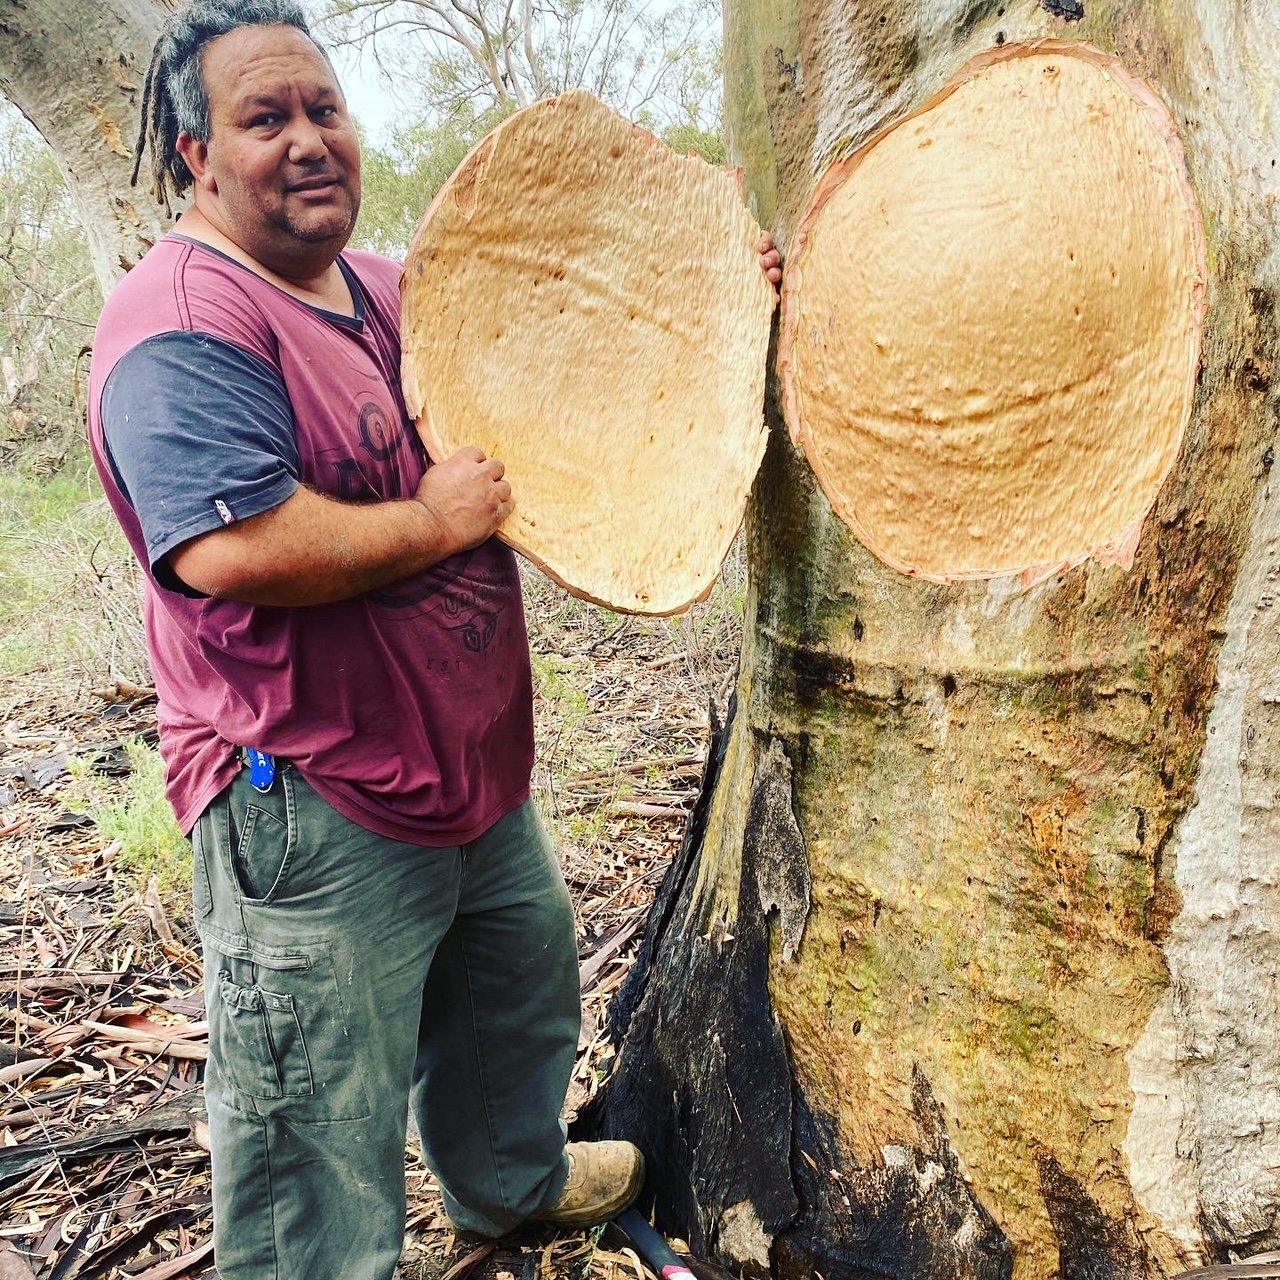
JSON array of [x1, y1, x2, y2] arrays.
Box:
[[176, 131, 216, 194]]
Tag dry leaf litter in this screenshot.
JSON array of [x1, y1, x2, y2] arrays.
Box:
[[0, 567, 742, 1280]]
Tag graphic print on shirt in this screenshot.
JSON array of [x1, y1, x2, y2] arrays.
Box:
[[372, 556, 517, 658], [317, 394, 512, 651], [330, 399, 418, 503]]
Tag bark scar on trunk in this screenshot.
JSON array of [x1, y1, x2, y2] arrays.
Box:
[[749, 736, 811, 961]]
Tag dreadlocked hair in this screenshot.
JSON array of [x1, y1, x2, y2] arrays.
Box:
[[132, 0, 316, 215]]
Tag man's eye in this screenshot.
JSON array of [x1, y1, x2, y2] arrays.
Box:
[[251, 114, 280, 128], [316, 105, 339, 120]]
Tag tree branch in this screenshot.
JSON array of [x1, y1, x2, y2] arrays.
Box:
[[520, 0, 548, 98]]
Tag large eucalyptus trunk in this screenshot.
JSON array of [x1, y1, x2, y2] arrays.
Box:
[[0, 0, 175, 294], [599, 4, 1280, 1278]]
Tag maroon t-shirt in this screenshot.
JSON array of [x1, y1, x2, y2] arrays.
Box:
[[88, 235, 534, 845]]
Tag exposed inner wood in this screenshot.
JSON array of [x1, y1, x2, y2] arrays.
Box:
[[779, 41, 1206, 583], [401, 90, 776, 615]]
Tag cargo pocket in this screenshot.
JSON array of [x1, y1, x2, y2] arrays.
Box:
[[209, 938, 370, 1122], [231, 767, 297, 903]]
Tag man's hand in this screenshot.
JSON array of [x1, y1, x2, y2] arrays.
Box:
[[758, 232, 783, 287], [167, 446, 514, 606], [414, 446, 514, 559]]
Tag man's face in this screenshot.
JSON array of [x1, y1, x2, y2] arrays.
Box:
[[189, 24, 362, 273]]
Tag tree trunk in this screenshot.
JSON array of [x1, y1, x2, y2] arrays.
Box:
[[0, 0, 175, 294], [598, 4, 1280, 1278]]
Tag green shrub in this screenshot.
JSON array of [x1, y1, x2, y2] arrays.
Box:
[[69, 740, 190, 902]]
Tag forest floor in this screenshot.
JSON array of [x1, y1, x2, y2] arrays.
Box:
[[0, 566, 743, 1280]]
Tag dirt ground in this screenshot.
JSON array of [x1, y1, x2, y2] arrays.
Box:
[[0, 569, 741, 1280]]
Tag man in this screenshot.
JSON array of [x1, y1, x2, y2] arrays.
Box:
[[88, 3, 783, 1277]]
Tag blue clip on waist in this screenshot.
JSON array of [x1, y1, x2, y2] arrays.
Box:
[[242, 748, 276, 793]]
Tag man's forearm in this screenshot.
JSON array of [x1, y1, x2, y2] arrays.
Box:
[[168, 485, 462, 606], [168, 445, 512, 606]]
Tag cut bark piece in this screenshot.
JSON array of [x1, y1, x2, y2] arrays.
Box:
[[402, 90, 776, 615], [779, 40, 1207, 583]]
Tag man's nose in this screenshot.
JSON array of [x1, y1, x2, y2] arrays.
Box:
[[286, 117, 328, 163]]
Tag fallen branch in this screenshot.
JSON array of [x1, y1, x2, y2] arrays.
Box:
[[0, 1088, 207, 1192], [0, 1104, 54, 1130], [579, 919, 643, 990], [610, 802, 688, 820], [80, 1021, 207, 1060], [568, 755, 702, 785]]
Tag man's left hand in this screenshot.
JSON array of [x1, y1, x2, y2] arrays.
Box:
[[758, 233, 783, 286]]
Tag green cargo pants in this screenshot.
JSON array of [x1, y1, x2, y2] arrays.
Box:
[[192, 765, 579, 1280]]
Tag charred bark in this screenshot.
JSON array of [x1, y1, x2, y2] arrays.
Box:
[[600, 694, 1017, 1279], [602, 702, 801, 1273]]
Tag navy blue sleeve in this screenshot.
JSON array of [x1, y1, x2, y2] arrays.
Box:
[[101, 331, 300, 591]]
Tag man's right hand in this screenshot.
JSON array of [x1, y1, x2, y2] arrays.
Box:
[[414, 446, 514, 558]]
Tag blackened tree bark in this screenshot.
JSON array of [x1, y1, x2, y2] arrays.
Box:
[[599, 4, 1280, 1279]]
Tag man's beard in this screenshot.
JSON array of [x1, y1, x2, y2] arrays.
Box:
[[277, 191, 360, 245]]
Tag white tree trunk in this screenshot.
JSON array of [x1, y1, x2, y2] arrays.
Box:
[[0, 0, 176, 295]]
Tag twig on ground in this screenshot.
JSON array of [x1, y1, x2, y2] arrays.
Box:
[[144, 877, 175, 947]]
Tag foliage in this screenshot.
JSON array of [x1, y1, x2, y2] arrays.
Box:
[[69, 740, 191, 901], [0, 443, 147, 686], [0, 104, 97, 469], [319, 0, 723, 138], [350, 71, 727, 258], [353, 103, 512, 256], [0, 106, 139, 688], [661, 120, 726, 165]]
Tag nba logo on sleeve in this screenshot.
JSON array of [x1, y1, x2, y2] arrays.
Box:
[[214, 498, 237, 526]]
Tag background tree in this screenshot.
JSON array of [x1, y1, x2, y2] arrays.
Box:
[[329, 0, 727, 269], [319, 0, 722, 140], [0, 0, 173, 294], [0, 107, 97, 466], [352, 105, 511, 257], [349, 83, 724, 262], [596, 3, 1280, 1279]]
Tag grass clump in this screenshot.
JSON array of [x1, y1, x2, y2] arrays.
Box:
[[69, 740, 190, 902], [0, 445, 148, 688]]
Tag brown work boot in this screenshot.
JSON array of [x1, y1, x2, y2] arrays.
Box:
[[539, 1140, 645, 1225]]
